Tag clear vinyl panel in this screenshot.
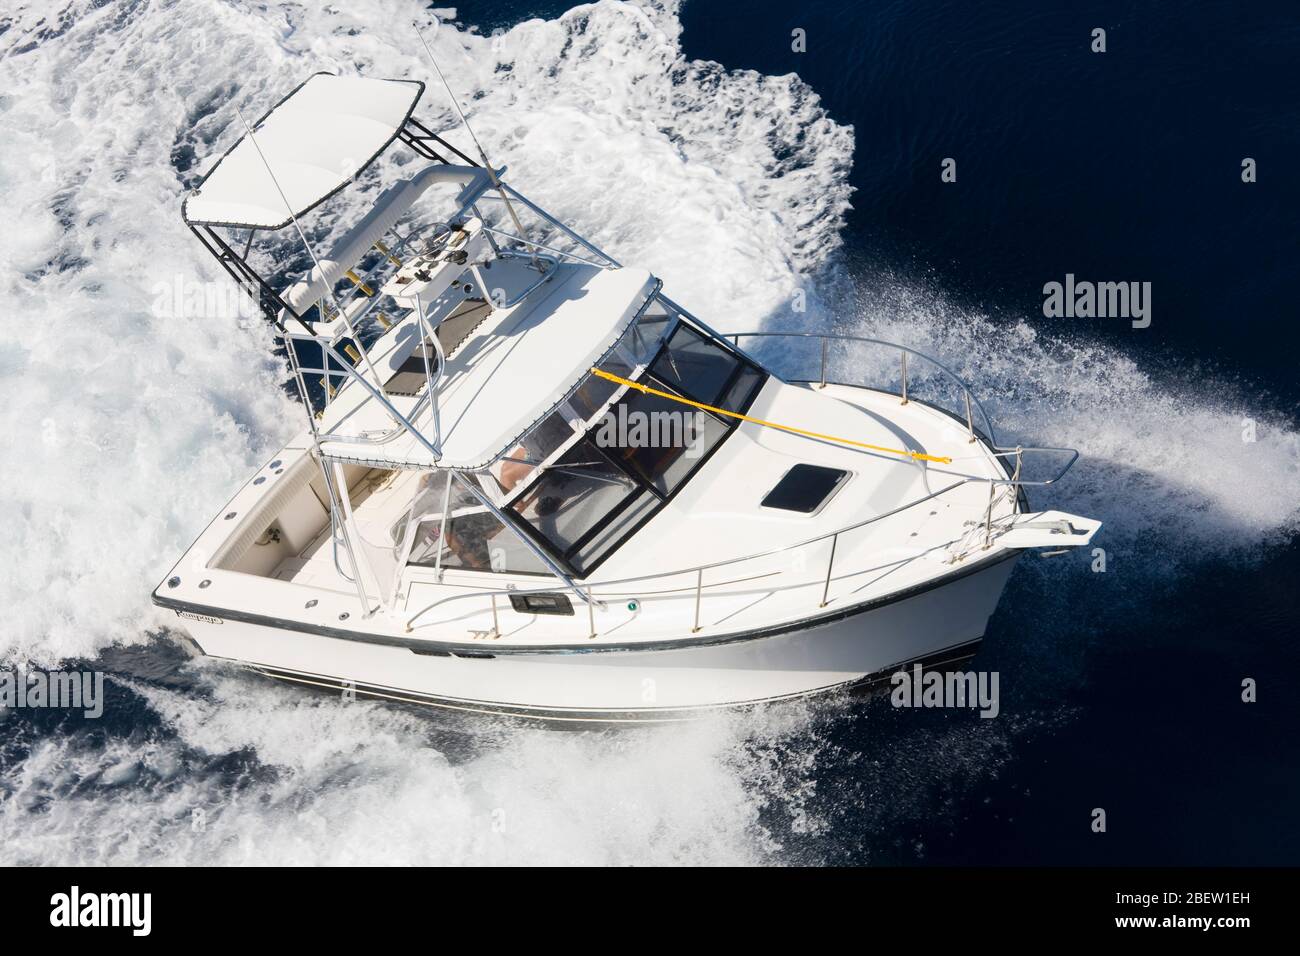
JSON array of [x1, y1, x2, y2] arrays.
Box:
[[394, 471, 549, 576]]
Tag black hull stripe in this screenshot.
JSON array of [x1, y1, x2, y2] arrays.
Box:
[[234, 637, 985, 724], [152, 550, 1018, 657]]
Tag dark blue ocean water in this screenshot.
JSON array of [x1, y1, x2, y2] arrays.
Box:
[[301, 0, 1300, 863]]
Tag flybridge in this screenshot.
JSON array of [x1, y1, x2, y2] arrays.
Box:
[[180, 69, 636, 466], [183, 72, 503, 332]]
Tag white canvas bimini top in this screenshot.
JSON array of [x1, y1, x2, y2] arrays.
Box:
[[317, 264, 660, 470], [434, 265, 661, 469], [183, 73, 425, 229]]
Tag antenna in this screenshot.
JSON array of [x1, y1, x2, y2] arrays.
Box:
[[233, 105, 386, 391], [413, 20, 542, 269]]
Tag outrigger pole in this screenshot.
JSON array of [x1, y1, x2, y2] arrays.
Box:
[[414, 20, 543, 271]]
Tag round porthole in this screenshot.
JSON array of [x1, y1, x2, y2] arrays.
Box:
[[626, 599, 640, 612], [224, 512, 237, 520], [338, 612, 350, 621], [198, 579, 211, 589], [167, 576, 181, 589], [305, 599, 318, 609], [270, 460, 282, 469], [253, 476, 266, 485]]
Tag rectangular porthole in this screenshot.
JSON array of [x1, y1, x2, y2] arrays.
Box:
[[760, 465, 851, 515]]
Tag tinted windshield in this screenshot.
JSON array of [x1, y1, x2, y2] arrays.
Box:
[[507, 318, 766, 574]]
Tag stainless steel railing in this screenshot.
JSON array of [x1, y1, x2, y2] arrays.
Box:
[[403, 330, 1082, 635], [733, 329, 1079, 485], [736, 331, 996, 442], [405, 477, 972, 634]]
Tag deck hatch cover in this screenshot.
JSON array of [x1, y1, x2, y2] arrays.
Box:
[[760, 465, 851, 515]]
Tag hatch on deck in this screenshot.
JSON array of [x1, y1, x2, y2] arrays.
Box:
[[760, 464, 852, 515]]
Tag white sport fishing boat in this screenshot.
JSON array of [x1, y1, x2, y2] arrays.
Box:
[[153, 72, 1099, 722]]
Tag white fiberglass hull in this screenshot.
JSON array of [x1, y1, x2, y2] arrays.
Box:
[[163, 552, 1019, 722]]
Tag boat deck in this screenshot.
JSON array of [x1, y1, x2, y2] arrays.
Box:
[[246, 377, 1023, 648]]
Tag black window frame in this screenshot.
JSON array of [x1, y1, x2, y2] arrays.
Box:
[[504, 317, 767, 576]]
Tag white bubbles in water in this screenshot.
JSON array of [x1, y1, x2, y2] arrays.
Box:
[[1, 664, 829, 865], [838, 277, 1300, 573], [0, 0, 846, 866]]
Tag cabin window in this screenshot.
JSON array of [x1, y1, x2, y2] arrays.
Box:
[[597, 379, 730, 495], [509, 438, 640, 560], [502, 321, 767, 574], [490, 411, 576, 498], [718, 362, 765, 413], [628, 311, 672, 360], [567, 309, 672, 422], [398, 473, 548, 575], [650, 324, 760, 410], [493, 309, 680, 504], [568, 352, 630, 422], [568, 489, 660, 570]]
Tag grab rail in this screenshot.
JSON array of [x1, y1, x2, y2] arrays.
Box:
[[732, 330, 1079, 487], [739, 329, 997, 438], [406, 478, 971, 633]]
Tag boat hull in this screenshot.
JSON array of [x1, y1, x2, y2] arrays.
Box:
[[161, 551, 1020, 722]]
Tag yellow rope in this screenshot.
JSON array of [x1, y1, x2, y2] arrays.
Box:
[[590, 368, 953, 465]]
